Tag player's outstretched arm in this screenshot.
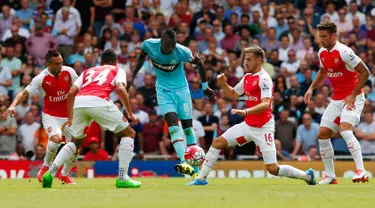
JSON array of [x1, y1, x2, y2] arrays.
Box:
[[116, 82, 138, 126], [304, 67, 327, 104], [190, 54, 215, 100], [1, 89, 29, 119], [217, 73, 239, 101], [231, 97, 271, 116], [127, 50, 148, 91]]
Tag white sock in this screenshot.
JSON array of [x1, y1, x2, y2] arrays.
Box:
[[341, 130, 364, 170], [277, 165, 311, 182], [199, 147, 221, 180], [50, 142, 76, 177], [319, 139, 336, 178], [61, 153, 78, 176], [43, 141, 60, 167], [118, 137, 134, 181]]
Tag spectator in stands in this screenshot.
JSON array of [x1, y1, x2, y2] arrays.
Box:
[[130, 97, 149, 124], [268, 50, 283, 70], [2, 17, 30, 42], [15, 94, 30, 123], [220, 24, 241, 51], [137, 74, 157, 108], [336, 8, 353, 37], [275, 108, 297, 154], [84, 137, 109, 161], [296, 37, 314, 61], [347, 17, 368, 48], [291, 113, 319, 157], [54, 7, 77, 63], [93, 0, 112, 36], [33, 143, 45, 161], [1, 46, 22, 100], [313, 93, 326, 115], [297, 145, 319, 161], [281, 49, 300, 75], [29, 104, 41, 123], [347, 0, 367, 26], [100, 14, 123, 37], [0, 5, 13, 40], [19, 111, 40, 153], [198, 102, 219, 149], [275, 139, 292, 160], [0, 104, 17, 156], [0, 65, 12, 98], [321, 1, 339, 23], [261, 27, 280, 51], [212, 19, 224, 43], [278, 35, 291, 62], [26, 23, 58, 66], [67, 42, 85, 65], [189, 77, 205, 100], [5, 25, 27, 48], [55, 0, 82, 34], [275, 14, 289, 40], [355, 111, 375, 155], [282, 75, 304, 103], [34, 122, 48, 150], [16, 0, 34, 29], [142, 110, 163, 154]]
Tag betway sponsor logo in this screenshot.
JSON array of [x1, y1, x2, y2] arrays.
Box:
[[150, 59, 180, 72], [246, 96, 258, 101]]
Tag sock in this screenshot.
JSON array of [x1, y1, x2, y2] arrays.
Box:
[[61, 153, 78, 176], [118, 137, 134, 181], [169, 126, 186, 163], [184, 127, 200, 173], [341, 130, 364, 170], [43, 141, 60, 167], [277, 165, 311, 182], [199, 146, 221, 180], [50, 142, 76, 177], [319, 139, 336, 178]]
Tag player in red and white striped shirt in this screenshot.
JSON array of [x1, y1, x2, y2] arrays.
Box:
[[2, 50, 78, 185], [41, 49, 141, 189], [189, 46, 316, 186], [304, 20, 371, 185]]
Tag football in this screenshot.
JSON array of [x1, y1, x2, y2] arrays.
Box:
[[184, 146, 205, 166]]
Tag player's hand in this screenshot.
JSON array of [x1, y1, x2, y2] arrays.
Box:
[[304, 89, 313, 105], [344, 93, 356, 110], [204, 87, 216, 101], [61, 119, 72, 131], [126, 77, 134, 91], [128, 113, 138, 126], [1, 106, 15, 119], [216, 73, 227, 86], [231, 109, 246, 116]]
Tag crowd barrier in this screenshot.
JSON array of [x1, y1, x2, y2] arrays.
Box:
[[1, 160, 374, 179]]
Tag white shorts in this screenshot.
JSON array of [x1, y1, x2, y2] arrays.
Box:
[[222, 121, 277, 164], [65, 103, 129, 139], [42, 113, 72, 142], [321, 93, 365, 132]]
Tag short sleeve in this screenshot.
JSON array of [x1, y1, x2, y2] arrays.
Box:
[[25, 72, 43, 94], [141, 40, 151, 54], [317, 49, 324, 68], [179, 45, 194, 63], [65, 67, 78, 84], [234, 76, 245, 95], [259, 76, 273, 99], [115, 68, 127, 85], [73, 74, 84, 90], [2, 66, 12, 81], [340, 47, 361, 70]]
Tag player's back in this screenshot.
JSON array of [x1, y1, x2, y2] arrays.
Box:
[[75, 65, 124, 108], [142, 38, 193, 90]]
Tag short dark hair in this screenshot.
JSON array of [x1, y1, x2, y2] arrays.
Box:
[[101, 49, 117, 65], [162, 28, 176, 39], [45, 49, 61, 63], [317, 20, 337, 34]]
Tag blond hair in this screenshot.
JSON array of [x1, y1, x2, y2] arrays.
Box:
[[244, 46, 265, 60]]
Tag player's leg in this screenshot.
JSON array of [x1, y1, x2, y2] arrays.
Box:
[[42, 108, 89, 188], [90, 104, 141, 188], [37, 114, 64, 182], [180, 119, 200, 177], [189, 122, 249, 185], [59, 133, 78, 184], [340, 93, 367, 183], [318, 101, 341, 185]]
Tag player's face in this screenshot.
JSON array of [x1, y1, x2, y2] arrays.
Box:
[[319, 30, 336, 49], [47, 55, 63, 75], [244, 52, 260, 73], [161, 38, 176, 54]]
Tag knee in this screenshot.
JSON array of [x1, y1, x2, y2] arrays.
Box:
[[266, 164, 279, 176], [318, 128, 333, 140], [339, 122, 353, 133], [212, 137, 228, 150], [122, 127, 136, 138], [50, 135, 62, 143]]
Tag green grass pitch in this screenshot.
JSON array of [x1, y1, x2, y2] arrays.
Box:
[[1, 178, 374, 208]]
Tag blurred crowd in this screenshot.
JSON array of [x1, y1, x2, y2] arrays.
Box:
[[0, 0, 374, 162]]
